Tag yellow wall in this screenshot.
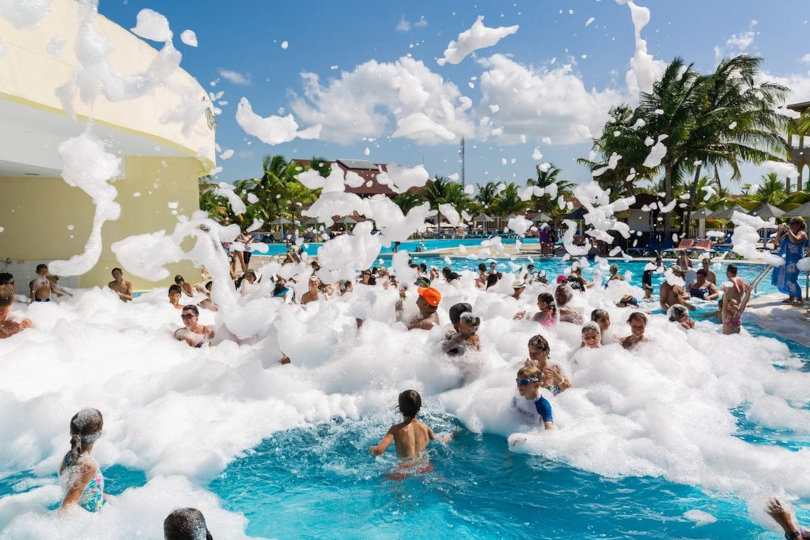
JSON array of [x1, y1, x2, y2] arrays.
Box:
[[0, 156, 204, 291]]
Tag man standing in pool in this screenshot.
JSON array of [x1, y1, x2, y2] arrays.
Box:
[[407, 286, 441, 330], [108, 267, 133, 302]]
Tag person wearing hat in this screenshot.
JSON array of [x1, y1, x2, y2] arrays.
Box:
[[407, 286, 441, 330], [511, 279, 526, 300], [660, 265, 695, 312]]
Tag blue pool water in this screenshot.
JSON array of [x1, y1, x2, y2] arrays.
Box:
[[208, 416, 799, 539], [253, 237, 538, 256]]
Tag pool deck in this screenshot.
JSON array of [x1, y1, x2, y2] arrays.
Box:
[[745, 292, 810, 348]]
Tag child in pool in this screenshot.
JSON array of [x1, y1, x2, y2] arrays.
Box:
[[442, 312, 481, 355], [668, 304, 695, 330], [581, 322, 601, 348], [511, 365, 555, 430], [164, 507, 214, 540], [59, 408, 106, 512], [369, 390, 454, 461], [524, 334, 572, 395]]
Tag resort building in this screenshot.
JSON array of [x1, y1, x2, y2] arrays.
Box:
[[0, 0, 216, 293]]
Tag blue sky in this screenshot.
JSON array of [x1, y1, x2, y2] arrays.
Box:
[[99, 0, 810, 191]]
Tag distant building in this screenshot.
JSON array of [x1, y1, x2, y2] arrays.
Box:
[[293, 158, 421, 197]]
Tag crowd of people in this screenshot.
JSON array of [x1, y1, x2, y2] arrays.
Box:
[[1, 235, 805, 536]]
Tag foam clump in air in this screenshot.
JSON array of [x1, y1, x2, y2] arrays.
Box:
[[317, 222, 382, 282], [180, 29, 197, 47], [378, 164, 430, 193], [130, 9, 173, 42], [437, 16, 519, 66], [731, 212, 784, 266], [642, 135, 667, 168], [0, 0, 50, 29], [49, 132, 121, 276], [439, 204, 461, 228], [507, 215, 532, 237], [236, 97, 322, 145]]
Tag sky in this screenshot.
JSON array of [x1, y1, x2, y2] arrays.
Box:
[[96, 0, 810, 192]]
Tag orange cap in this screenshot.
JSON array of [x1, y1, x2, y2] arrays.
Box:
[[417, 286, 441, 307]]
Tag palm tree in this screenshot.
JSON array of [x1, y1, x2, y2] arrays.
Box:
[[422, 176, 470, 234], [491, 182, 529, 229], [198, 175, 233, 222], [527, 163, 576, 215], [751, 172, 787, 205]]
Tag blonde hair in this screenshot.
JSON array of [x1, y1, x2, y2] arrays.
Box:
[[517, 365, 542, 380]]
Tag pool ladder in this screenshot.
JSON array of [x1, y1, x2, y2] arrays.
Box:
[[750, 265, 773, 294]]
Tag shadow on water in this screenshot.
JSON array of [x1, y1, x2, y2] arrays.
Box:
[[209, 415, 777, 539]]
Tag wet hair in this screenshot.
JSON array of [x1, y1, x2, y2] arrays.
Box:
[[442, 267, 452, 278], [590, 309, 609, 323], [609, 264, 619, 274], [0, 284, 14, 307], [164, 508, 213, 540], [727, 264, 738, 276], [68, 408, 103, 462], [527, 334, 550, 352], [459, 312, 480, 328], [111, 267, 122, 275], [485, 273, 500, 289], [537, 293, 556, 314], [0, 272, 13, 286], [36, 264, 48, 273], [449, 303, 473, 324], [339, 280, 352, 294], [668, 304, 689, 322], [696, 269, 707, 277], [419, 263, 427, 273], [169, 284, 182, 295], [205, 281, 212, 291], [398, 389, 422, 418], [554, 284, 572, 305], [628, 312, 648, 325], [517, 365, 542, 380], [182, 304, 200, 317], [174, 275, 185, 284], [582, 321, 601, 335], [478, 263, 487, 273]]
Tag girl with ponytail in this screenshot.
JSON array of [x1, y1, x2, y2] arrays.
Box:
[[59, 408, 106, 512]]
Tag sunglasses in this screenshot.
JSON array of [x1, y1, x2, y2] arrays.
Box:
[[515, 378, 539, 386], [181, 313, 195, 320]]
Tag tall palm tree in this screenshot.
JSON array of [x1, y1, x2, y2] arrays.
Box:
[[491, 182, 529, 229], [423, 176, 470, 234], [527, 163, 576, 215], [752, 172, 787, 205]]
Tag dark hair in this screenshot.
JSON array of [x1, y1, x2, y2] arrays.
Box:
[[205, 281, 212, 291], [591, 309, 609, 323], [0, 284, 14, 307], [727, 264, 738, 276], [696, 269, 707, 277], [459, 312, 480, 327], [628, 312, 648, 324], [528, 334, 550, 352], [174, 275, 185, 284], [449, 303, 472, 324], [537, 293, 556, 314], [485, 273, 500, 289], [478, 263, 487, 273], [182, 304, 200, 317], [36, 264, 48, 272], [442, 267, 452, 278], [668, 305, 689, 322], [68, 408, 103, 462], [339, 280, 352, 294], [164, 508, 213, 540], [0, 272, 13, 285], [398, 389, 422, 418], [169, 284, 182, 294], [111, 267, 122, 274], [419, 263, 427, 273]]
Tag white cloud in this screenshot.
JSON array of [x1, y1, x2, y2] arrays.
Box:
[[396, 17, 410, 32], [758, 71, 810, 106], [800, 54, 810, 65], [437, 15, 519, 66], [235, 97, 321, 145], [290, 56, 475, 144], [218, 69, 251, 85], [477, 54, 624, 144], [715, 20, 758, 62], [180, 29, 197, 47], [414, 16, 428, 28]]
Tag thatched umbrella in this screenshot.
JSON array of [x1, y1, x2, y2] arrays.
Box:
[[749, 203, 785, 220]]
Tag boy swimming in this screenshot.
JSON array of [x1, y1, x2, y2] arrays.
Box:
[[370, 390, 454, 460]]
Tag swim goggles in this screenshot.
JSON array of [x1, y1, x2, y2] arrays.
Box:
[[515, 378, 540, 385]]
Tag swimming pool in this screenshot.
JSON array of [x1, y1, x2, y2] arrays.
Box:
[[253, 237, 539, 256], [2, 256, 807, 539]]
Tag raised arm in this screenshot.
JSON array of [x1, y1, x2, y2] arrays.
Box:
[[369, 429, 395, 456]]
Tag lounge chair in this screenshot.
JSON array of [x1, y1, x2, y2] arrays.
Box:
[[688, 238, 714, 253], [662, 238, 694, 255]]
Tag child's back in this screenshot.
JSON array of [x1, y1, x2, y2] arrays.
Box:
[[389, 418, 433, 459]]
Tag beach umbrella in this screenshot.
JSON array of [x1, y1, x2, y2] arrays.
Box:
[[302, 217, 320, 225], [268, 216, 292, 240], [706, 205, 748, 220], [473, 213, 494, 222], [749, 203, 785, 220], [689, 207, 712, 219], [783, 201, 810, 218], [334, 216, 358, 224], [531, 212, 552, 222]]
